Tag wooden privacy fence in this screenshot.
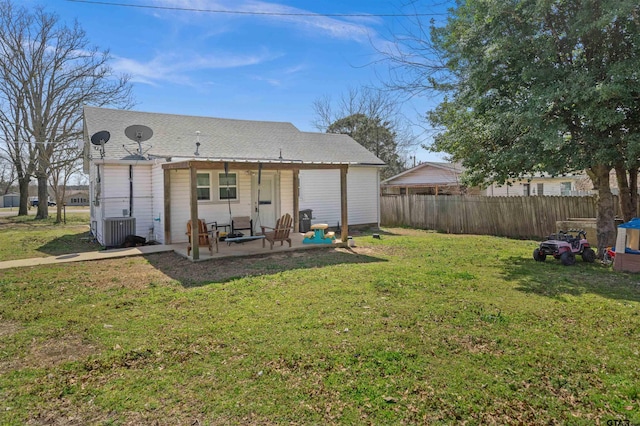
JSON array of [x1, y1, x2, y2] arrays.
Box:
[[381, 195, 607, 239]]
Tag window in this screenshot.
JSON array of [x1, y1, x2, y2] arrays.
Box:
[[523, 183, 530, 196], [537, 183, 544, 196], [218, 172, 237, 200], [197, 173, 211, 200], [560, 182, 572, 196]]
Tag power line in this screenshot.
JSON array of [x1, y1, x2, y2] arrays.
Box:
[[65, 0, 449, 17]]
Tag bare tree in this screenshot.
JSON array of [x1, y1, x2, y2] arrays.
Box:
[[0, 4, 38, 217], [0, 0, 133, 218], [49, 140, 82, 222], [0, 155, 16, 195], [312, 87, 418, 174]]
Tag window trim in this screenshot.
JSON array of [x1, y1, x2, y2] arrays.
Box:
[[196, 172, 212, 201], [560, 181, 572, 196], [217, 172, 238, 201]]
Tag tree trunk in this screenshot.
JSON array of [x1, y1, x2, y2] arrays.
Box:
[[615, 162, 634, 222], [629, 165, 638, 218], [35, 173, 48, 219], [587, 165, 616, 257], [18, 175, 30, 216]]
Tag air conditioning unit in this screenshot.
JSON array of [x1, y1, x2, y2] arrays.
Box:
[[103, 217, 136, 247]]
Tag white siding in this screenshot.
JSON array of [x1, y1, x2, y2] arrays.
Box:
[[347, 167, 379, 225], [132, 165, 154, 239], [390, 165, 459, 185], [300, 169, 342, 227], [169, 170, 190, 243], [300, 166, 380, 227], [486, 184, 514, 197], [151, 163, 165, 243], [487, 177, 579, 197], [102, 165, 132, 217], [89, 163, 153, 245], [89, 163, 102, 240], [169, 167, 255, 243], [169, 169, 190, 244], [279, 170, 294, 221]]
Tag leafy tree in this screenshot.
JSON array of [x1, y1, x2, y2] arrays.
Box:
[[389, 0, 639, 255], [0, 0, 133, 219], [327, 113, 404, 179], [313, 87, 415, 179]]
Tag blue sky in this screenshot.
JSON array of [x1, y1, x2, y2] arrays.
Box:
[[39, 0, 451, 163]]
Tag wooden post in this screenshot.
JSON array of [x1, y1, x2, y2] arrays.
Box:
[[163, 168, 171, 244], [190, 165, 199, 260], [293, 168, 300, 232], [340, 166, 348, 242]]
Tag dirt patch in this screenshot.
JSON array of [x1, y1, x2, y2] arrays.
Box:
[[0, 320, 23, 337], [79, 258, 178, 290], [446, 334, 504, 356], [25, 335, 101, 369], [0, 333, 100, 374]]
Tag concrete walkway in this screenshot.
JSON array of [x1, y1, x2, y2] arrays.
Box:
[[0, 244, 177, 270], [0, 233, 345, 270]]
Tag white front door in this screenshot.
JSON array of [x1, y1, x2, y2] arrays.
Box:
[[252, 173, 278, 233]]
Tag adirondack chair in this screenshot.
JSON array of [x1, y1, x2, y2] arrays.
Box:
[[261, 213, 293, 249], [232, 216, 253, 236], [186, 219, 218, 256]]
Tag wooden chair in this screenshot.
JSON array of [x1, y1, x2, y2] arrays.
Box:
[[186, 219, 218, 256], [261, 213, 293, 249], [231, 216, 253, 236]]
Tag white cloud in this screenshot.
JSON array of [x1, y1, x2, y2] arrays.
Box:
[[147, 0, 381, 44], [112, 49, 280, 86], [112, 1, 387, 86]]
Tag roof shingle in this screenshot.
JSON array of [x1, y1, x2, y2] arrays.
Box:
[[84, 107, 385, 165]]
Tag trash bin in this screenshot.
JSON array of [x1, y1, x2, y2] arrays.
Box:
[[299, 209, 312, 233]]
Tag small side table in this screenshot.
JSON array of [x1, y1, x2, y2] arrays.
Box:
[[216, 223, 231, 233], [208, 221, 231, 234]]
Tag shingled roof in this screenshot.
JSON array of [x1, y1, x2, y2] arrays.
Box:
[[83, 106, 385, 166]]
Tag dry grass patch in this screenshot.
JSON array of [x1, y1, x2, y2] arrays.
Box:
[[0, 320, 22, 337], [26, 335, 101, 369]]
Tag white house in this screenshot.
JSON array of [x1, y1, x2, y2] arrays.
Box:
[[380, 162, 483, 195], [83, 107, 385, 250], [382, 162, 594, 197], [486, 173, 594, 196]]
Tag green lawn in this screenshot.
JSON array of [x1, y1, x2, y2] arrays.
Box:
[[0, 226, 638, 424], [0, 212, 99, 260]]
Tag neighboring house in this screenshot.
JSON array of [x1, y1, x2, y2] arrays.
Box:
[[380, 162, 482, 196], [486, 173, 594, 196], [381, 162, 595, 197], [83, 107, 385, 251], [64, 188, 90, 206]]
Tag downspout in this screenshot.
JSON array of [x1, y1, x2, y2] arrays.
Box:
[[129, 165, 133, 217], [377, 168, 381, 228]]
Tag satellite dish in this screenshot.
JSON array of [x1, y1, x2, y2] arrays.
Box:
[[124, 124, 153, 157], [90, 130, 110, 158], [125, 124, 153, 143], [90, 130, 110, 146]]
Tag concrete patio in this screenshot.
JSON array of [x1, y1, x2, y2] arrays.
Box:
[[174, 232, 346, 262], [0, 232, 345, 270]]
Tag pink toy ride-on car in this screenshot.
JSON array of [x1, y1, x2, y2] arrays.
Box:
[[533, 229, 596, 266]]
